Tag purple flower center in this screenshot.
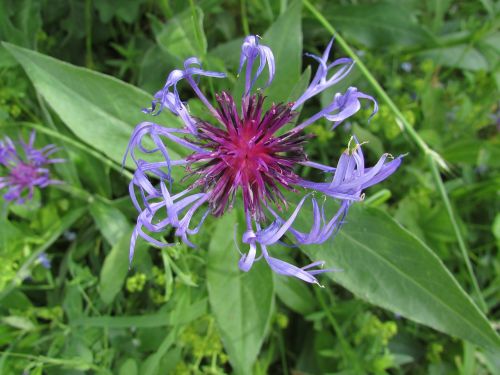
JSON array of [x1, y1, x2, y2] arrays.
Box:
[[186, 92, 307, 219], [9, 162, 39, 186]]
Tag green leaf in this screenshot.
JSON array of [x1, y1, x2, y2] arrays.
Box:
[[155, 6, 207, 61], [419, 45, 490, 71], [141, 329, 178, 375], [1, 316, 35, 331], [271, 244, 317, 315], [442, 139, 481, 164], [0, 218, 22, 253], [138, 44, 173, 93], [352, 123, 384, 156], [76, 153, 112, 197], [89, 199, 130, 245], [288, 66, 311, 103], [324, 2, 432, 48], [0, 0, 42, 48], [63, 284, 83, 322], [299, 205, 500, 349], [275, 274, 317, 315], [2, 42, 184, 168], [0, 207, 86, 300], [72, 312, 169, 329], [261, 0, 302, 103], [209, 37, 244, 72], [119, 359, 138, 375], [207, 211, 275, 375], [95, 0, 147, 24], [98, 231, 132, 304], [232, 0, 302, 104], [72, 298, 208, 328]]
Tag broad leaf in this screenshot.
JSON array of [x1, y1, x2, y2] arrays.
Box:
[[324, 2, 432, 48], [299, 204, 500, 350], [119, 359, 138, 375], [141, 329, 177, 375], [0, 0, 42, 49], [156, 6, 207, 61], [2, 42, 185, 169], [262, 0, 303, 103], [99, 231, 132, 305], [232, 0, 302, 104], [207, 212, 275, 375], [72, 297, 207, 328], [419, 45, 490, 71], [275, 274, 317, 315], [89, 199, 130, 245]]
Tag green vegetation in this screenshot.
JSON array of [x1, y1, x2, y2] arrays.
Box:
[[0, 0, 498, 374]]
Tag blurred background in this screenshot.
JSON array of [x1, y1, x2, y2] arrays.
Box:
[[0, 0, 499, 374]]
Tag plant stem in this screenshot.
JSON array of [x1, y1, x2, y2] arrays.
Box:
[[241, 0, 250, 36], [315, 288, 364, 375], [303, 0, 486, 313], [0, 351, 105, 372], [277, 330, 289, 375], [303, 1, 430, 156], [429, 158, 486, 311], [0, 208, 87, 302], [85, 0, 94, 69], [17, 122, 134, 180]]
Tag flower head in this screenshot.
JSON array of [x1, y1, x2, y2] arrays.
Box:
[[37, 252, 51, 269], [0, 131, 62, 203], [125, 36, 402, 285]]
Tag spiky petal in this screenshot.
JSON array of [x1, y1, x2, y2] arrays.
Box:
[[186, 91, 306, 219], [0, 131, 62, 203]]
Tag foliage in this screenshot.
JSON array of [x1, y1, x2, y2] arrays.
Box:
[[0, 0, 499, 374]]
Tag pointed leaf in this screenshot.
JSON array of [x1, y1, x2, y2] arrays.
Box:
[[324, 2, 432, 48], [2, 42, 184, 168], [232, 0, 302, 104], [262, 0, 302, 103], [300, 204, 500, 350], [207, 212, 275, 375], [89, 199, 130, 245]]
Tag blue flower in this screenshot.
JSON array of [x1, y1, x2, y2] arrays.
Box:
[[37, 252, 51, 269], [124, 36, 402, 285], [0, 131, 62, 204]]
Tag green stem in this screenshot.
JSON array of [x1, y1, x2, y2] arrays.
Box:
[[429, 158, 486, 311], [363, 188, 391, 207], [34, 94, 81, 185], [303, 0, 430, 156], [193, 318, 214, 369], [280, 0, 288, 15], [277, 329, 289, 375], [36, 92, 57, 131], [53, 184, 93, 202], [315, 289, 363, 375], [0, 351, 105, 372], [189, 0, 204, 56], [159, 0, 173, 18], [163, 250, 197, 287], [13, 97, 40, 123], [303, 0, 486, 313], [161, 248, 174, 301], [0, 208, 87, 302], [85, 0, 94, 68], [17, 122, 134, 180], [241, 0, 250, 36]]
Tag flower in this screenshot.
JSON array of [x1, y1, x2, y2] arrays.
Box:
[[125, 36, 402, 284], [0, 131, 62, 203], [37, 252, 51, 269]]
